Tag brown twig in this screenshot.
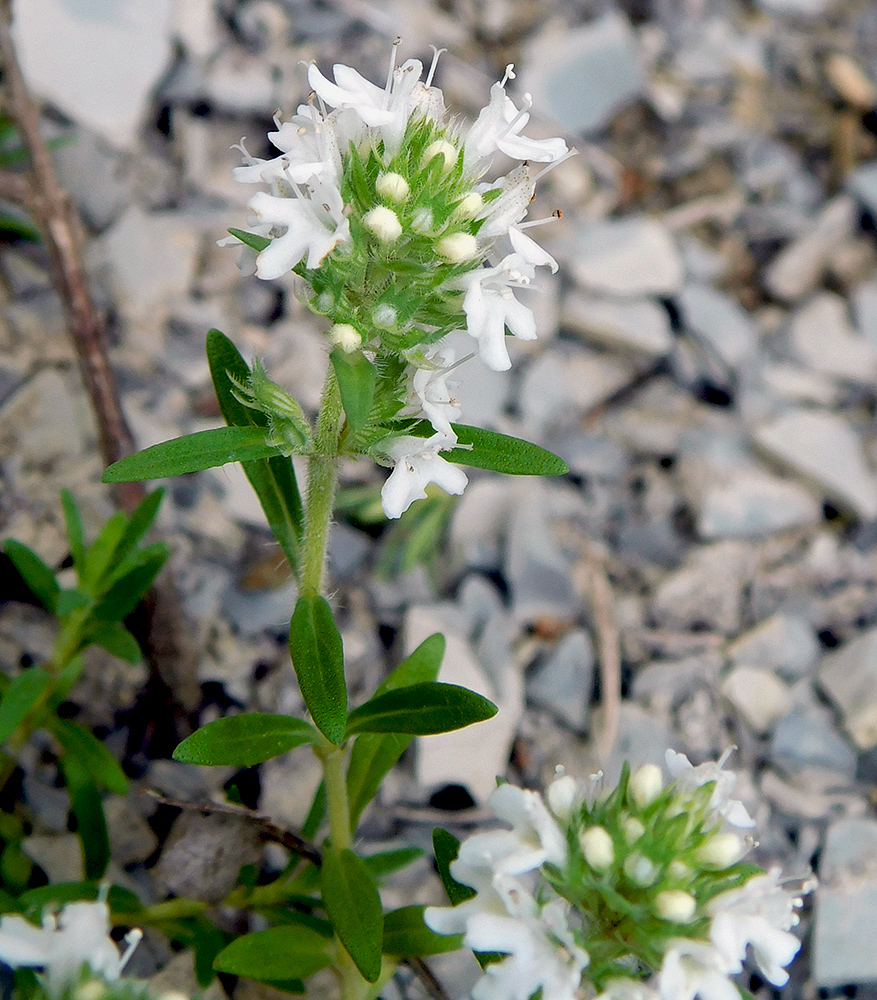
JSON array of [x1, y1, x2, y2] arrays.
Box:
[[143, 788, 324, 867], [0, 1, 140, 510], [402, 957, 454, 1000]]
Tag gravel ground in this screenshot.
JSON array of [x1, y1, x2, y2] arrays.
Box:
[[4, 0, 877, 996]]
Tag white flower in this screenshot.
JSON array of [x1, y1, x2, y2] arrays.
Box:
[[658, 940, 739, 1000], [0, 901, 141, 997], [408, 346, 463, 439], [462, 253, 538, 371], [463, 70, 569, 172], [477, 164, 535, 240], [707, 868, 804, 986], [454, 783, 568, 880], [247, 176, 350, 279], [380, 433, 468, 519], [427, 878, 587, 1000], [665, 750, 755, 829]]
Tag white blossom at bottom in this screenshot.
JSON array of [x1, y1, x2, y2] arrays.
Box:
[[380, 433, 467, 518], [0, 901, 141, 997], [658, 940, 740, 1000]]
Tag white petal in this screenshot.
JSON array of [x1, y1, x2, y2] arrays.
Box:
[[509, 226, 559, 273]]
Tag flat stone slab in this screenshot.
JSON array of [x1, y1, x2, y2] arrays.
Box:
[[818, 628, 877, 750]]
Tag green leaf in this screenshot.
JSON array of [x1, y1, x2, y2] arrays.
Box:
[[20, 882, 141, 917], [409, 422, 568, 477], [59, 489, 86, 574], [346, 682, 496, 737], [85, 622, 142, 665], [3, 540, 59, 612], [0, 667, 52, 746], [288, 596, 347, 745], [432, 828, 475, 905], [55, 589, 91, 617], [207, 330, 303, 575], [52, 719, 129, 795], [90, 545, 167, 622], [346, 634, 445, 829], [321, 848, 383, 983], [362, 846, 423, 880], [330, 350, 376, 433], [173, 714, 318, 766], [80, 511, 126, 592], [214, 925, 332, 981], [382, 906, 462, 957], [227, 228, 271, 253], [58, 753, 110, 880], [102, 427, 282, 483], [109, 488, 165, 573]]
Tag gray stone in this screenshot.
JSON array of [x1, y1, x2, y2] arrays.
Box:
[[51, 126, 131, 230], [598, 702, 675, 789], [764, 196, 857, 302], [519, 13, 644, 135], [726, 613, 820, 680], [697, 466, 821, 539], [13, 0, 174, 149], [788, 292, 877, 386], [519, 347, 639, 434], [768, 704, 857, 777], [818, 628, 877, 750], [527, 629, 594, 732], [568, 218, 684, 297], [561, 291, 673, 358], [756, 0, 835, 14], [104, 797, 160, 865], [760, 363, 843, 408], [852, 280, 877, 349], [22, 834, 83, 883], [328, 522, 372, 580], [720, 666, 791, 735], [678, 284, 758, 370], [406, 604, 522, 803], [848, 160, 877, 217], [814, 818, 877, 990], [443, 329, 511, 430], [754, 409, 877, 520]]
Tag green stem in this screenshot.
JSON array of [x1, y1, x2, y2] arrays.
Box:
[[320, 744, 352, 850]]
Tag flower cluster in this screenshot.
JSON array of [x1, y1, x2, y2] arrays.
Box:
[[425, 751, 812, 1000], [228, 44, 570, 517], [0, 899, 141, 999]]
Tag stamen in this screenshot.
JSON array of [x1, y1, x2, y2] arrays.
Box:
[[516, 210, 562, 230], [499, 94, 533, 141], [119, 929, 143, 972], [533, 148, 579, 183], [308, 89, 329, 120], [425, 46, 447, 88], [500, 63, 516, 87], [231, 138, 257, 164], [384, 36, 402, 106], [272, 108, 283, 130]]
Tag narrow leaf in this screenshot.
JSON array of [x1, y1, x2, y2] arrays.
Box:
[[432, 829, 475, 905], [0, 667, 52, 746], [347, 635, 444, 828], [90, 546, 167, 622], [102, 427, 281, 483], [330, 350, 376, 432], [109, 488, 165, 572], [173, 714, 317, 767], [85, 622, 142, 665], [288, 596, 347, 745], [227, 228, 271, 252], [52, 719, 129, 795], [3, 541, 59, 612], [55, 589, 91, 617], [68, 777, 110, 880], [321, 848, 383, 983], [382, 906, 462, 957], [59, 489, 86, 574], [301, 781, 326, 841], [346, 682, 496, 737], [409, 422, 568, 477], [207, 329, 303, 574], [214, 925, 332, 981], [362, 846, 423, 880], [80, 511, 126, 593]]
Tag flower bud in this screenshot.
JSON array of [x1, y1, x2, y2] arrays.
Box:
[[696, 832, 746, 869], [580, 827, 614, 870], [314, 291, 335, 314], [455, 191, 484, 219], [76, 982, 108, 1000], [668, 860, 692, 881], [622, 817, 645, 843], [629, 764, 663, 809], [328, 323, 362, 352], [623, 853, 657, 887], [363, 205, 402, 242], [376, 171, 410, 203], [423, 139, 457, 170], [655, 890, 697, 924], [437, 232, 478, 263], [547, 775, 579, 822], [372, 304, 398, 330]]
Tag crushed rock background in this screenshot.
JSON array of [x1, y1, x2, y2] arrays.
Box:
[[3, 0, 877, 995]]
